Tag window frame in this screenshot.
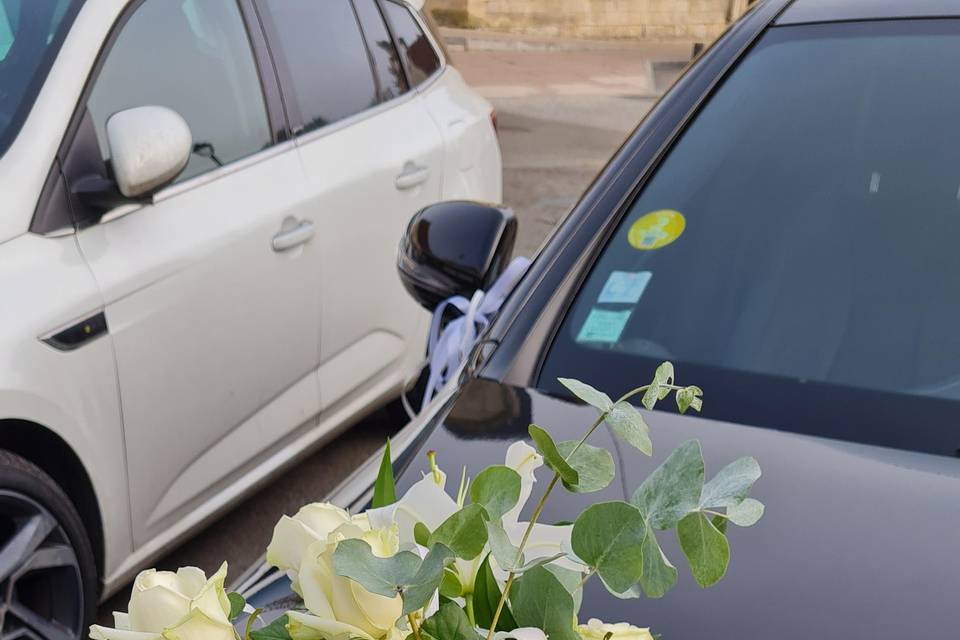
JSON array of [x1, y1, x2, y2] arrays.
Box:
[[378, 0, 444, 91], [30, 0, 289, 235], [254, 0, 446, 147]]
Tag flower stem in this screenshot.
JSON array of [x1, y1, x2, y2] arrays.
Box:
[[465, 592, 476, 626], [408, 613, 423, 640], [485, 382, 671, 640]]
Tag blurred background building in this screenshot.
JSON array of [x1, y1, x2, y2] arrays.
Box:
[[426, 0, 755, 40]]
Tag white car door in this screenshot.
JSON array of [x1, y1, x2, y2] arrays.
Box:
[[71, 0, 322, 546], [256, 0, 444, 411]]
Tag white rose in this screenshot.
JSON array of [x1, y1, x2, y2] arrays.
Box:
[[576, 619, 654, 640], [89, 563, 234, 640], [266, 503, 366, 593], [288, 522, 405, 640]]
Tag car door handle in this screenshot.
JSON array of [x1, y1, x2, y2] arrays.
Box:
[[395, 162, 430, 190], [272, 219, 314, 252]]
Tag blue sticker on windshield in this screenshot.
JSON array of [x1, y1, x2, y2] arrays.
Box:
[[576, 308, 632, 344], [598, 271, 652, 304]]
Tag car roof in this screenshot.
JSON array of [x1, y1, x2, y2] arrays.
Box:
[[778, 0, 960, 24]]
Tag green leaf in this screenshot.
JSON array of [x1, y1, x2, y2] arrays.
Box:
[[485, 519, 523, 571], [473, 555, 519, 631], [712, 514, 728, 534], [632, 440, 704, 530], [675, 385, 703, 414], [249, 614, 291, 640], [429, 503, 489, 560], [641, 362, 675, 410], [404, 544, 457, 614], [471, 466, 521, 521], [529, 425, 578, 486], [331, 539, 455, 614], [414, 522, 432, 547], [372, 439, 397, 508], [557, 378, 614, 412], [439, 568, 463, 598], [677, 512, 729, 588], [544, 565, 584, 615], [420, 602, 483, 640], [699, 456, 761, 509], [571, 502, 645, 595], [726, 498, 764, 527], [556, 441, 614, 493], [604, 402, 653, 456], [227, 592, 245, 621], [637, 522, 677, 598], [510, 566, 580, 640]]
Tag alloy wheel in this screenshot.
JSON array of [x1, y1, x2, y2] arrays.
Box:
[[0, 490, 83, 640]]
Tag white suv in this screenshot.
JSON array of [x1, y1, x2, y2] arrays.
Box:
[[0, 0, 500, 636]]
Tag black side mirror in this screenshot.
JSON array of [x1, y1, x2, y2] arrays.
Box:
[[398, 201, 518, 310]]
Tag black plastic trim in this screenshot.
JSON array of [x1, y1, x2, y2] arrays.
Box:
[[42, 312, 108, 352]]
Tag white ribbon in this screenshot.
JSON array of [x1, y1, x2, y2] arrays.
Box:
[[420, 256, 531, 412]]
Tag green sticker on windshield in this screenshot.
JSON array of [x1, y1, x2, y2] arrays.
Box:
[[576, 308, 632, 344]]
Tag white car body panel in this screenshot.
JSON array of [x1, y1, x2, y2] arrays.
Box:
[[0, 0, 501, 600]]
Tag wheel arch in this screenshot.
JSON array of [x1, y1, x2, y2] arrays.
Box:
[[0, 419, 105, 583]]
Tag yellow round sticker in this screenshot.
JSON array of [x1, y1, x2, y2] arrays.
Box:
[[627, 210, 686, 250]]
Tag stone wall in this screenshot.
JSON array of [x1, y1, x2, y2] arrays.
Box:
[[426, 0, 750, 40]]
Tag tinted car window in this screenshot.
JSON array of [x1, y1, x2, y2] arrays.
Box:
[[259, 0, 377, 134], [540, 21, 960, 455], [381, 0, 440, 87], [0, 0, 80, 157], [87, 0, 270, 183], [353, 0, 407, 101]]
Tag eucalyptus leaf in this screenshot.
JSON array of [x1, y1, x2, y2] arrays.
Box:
[[471, 466, 522, 521], [544, 565, 584, 614], [528, 425, 578, 486], [332, 539, 422, 598], [249, 614, 291, 640], [699, 456, 761, 509], [429, 503, 489, 560], [404, 544, 457, 613], [473, 555, 519, 631], [485, 519, 523, 571], [331, 539, 455, 614], [556, 441, 614, 494], [372, 438, 397, 508], [420, 602, 483, 640], [571, 502, 645, 595], [557, 378, 614, 412], [675, 385, 703, 414], [227, 592, 245, 621], [510, 566, 580, 640], [631, 440, 704, 529], [638, 523, 677, 598], [641, 362, 675, 410], [677, 511, 729, 588], [604, 402, 653, 456], [726, 498, 764, 527]]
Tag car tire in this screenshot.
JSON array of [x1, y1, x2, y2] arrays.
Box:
[[0, 449, 97, 640]]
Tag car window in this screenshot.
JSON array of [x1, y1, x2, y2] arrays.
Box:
[[258, 0, 377, 135], [539, 21, 960, 454], [353, 0, 407, 101], [381, 0, 440, 87], [0, 0, 79, 157], [86, 0, 270, 184]]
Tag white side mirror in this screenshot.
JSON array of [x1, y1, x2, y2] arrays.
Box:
[[106, 106, 192, 198]]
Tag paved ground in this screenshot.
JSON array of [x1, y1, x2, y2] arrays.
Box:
[[98, 39, 689, 621]]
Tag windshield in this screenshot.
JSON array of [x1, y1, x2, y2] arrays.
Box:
[[0, 0, 81, 157], [540, 21, 960, 457]]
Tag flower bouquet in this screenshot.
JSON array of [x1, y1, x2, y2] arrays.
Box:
[[91, 363, 764, 640]]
